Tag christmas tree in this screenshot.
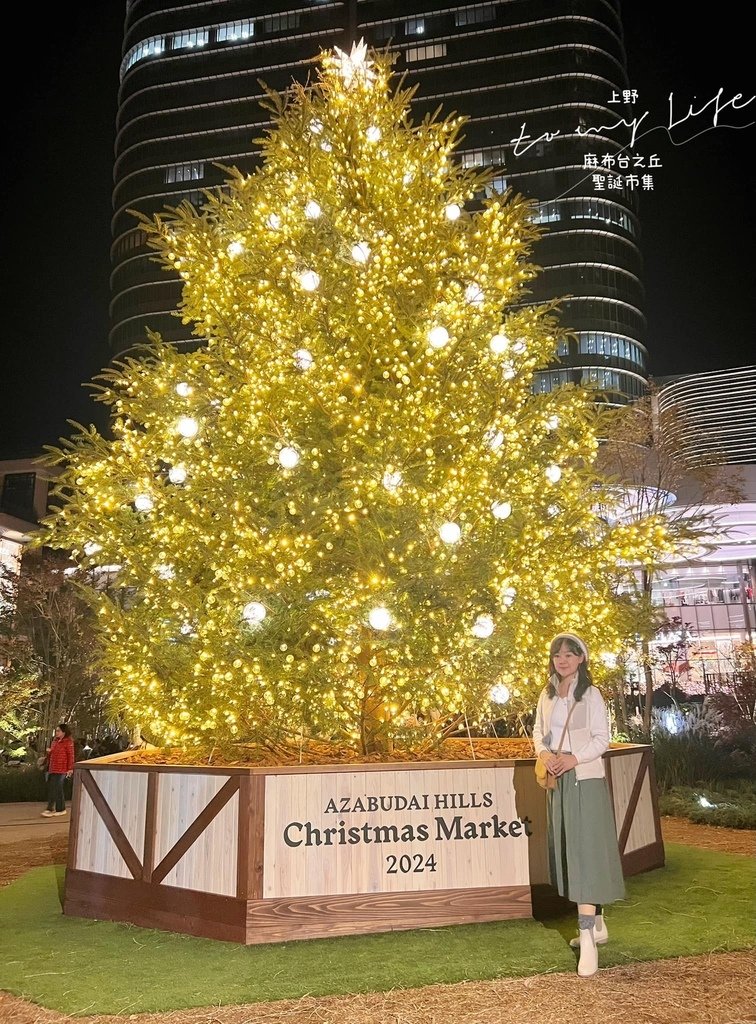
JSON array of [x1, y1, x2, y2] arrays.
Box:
[[43, 45, 672, 754]]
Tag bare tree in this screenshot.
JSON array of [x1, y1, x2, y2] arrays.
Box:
[[596, 385, 743, 734], [0, 548, 108, 755]]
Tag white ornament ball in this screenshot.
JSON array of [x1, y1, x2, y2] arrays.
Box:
[[428, 325, 449, 349], [368, 606, 392, 631], [546, 415, 559, 431], [304, 200, 322, 220], [309, 119, 324, 135], [511, 337, 526, 354], [490, 333, 510, 355], [351, 241, 371, 263], [545, 464, 562, 483], [298, 269, 320, 292], [472, 614, 495, 639], [242, 601, 267, 625], [156, 564, 175, 580], [502, 363, 516, 380], [465, 282, 484, 305], [445, 202, 462, 221], [175, 381, 192, 397], [383, 470, 403, 492], [168, 464, 187, 484], [491, 500, 512, 520], [278, 446, 300, 469], [501, 586, 516, 607], [439, 521, 462, 544], [227, 240, 244, 258], [267, 213, 281, 230], [484, 427, 505, 450], [366, 125, 381, 142], [177, 416, 199, 439], [490, 683, 511, 704], [134, 493, 154, 513], [294, 348, 314, 371]]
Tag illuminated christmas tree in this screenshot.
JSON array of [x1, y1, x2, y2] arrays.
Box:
[[43, 45, 673, 754]]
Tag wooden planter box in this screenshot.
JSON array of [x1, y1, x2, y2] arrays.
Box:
[[64, 743, 663, 944]]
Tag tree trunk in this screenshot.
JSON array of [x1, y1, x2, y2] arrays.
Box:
[[642, 569, 654, 735]]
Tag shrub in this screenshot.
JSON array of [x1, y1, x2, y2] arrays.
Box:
[[659, 782, 756, 829], [0, 767, 73, 804]]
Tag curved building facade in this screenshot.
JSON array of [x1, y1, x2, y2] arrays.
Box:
[[113, 0, 647, 403], [657, 365, 756, 467]]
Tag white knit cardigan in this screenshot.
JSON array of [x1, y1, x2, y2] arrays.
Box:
[[532, 680, 610, 781]]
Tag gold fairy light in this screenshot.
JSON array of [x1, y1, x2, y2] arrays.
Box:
[[40, 47, 676, 754]]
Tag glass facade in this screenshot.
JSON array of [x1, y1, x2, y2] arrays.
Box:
[[112, 0, 649, 404]]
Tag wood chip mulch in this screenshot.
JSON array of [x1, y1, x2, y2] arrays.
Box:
[[1, 814, 753, 1024], [1, 950, 755, 1024], [122, 738, 539, 768]]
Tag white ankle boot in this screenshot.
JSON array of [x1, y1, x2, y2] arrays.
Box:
[[570, 913, 608, 948], [577, 926, 598, 977]]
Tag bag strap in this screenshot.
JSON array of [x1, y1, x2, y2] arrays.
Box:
[[555, 698, 577, 755]]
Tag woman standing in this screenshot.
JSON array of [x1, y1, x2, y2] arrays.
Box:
[[533, 633, 625, 977], [41, 723, 75, 817]]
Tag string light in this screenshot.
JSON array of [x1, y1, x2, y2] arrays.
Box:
[[39, 44, 678, 754]]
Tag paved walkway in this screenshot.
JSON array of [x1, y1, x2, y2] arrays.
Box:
[[0, 801, 70, 845]]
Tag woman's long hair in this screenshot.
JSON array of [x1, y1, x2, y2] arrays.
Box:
[[546, 635, 594, 701]]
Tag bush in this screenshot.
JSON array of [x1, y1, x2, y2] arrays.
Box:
[[659, 782, 756, 829], [622, 704, 756, 791], [0, 767, 73, 803]]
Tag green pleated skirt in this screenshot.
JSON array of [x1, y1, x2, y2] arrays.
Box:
[[547, 770, 626, 906]]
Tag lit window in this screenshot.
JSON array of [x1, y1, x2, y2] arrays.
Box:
[[460, 145, 507, 169], [171, 28, 209, 50], [216, 20, 254, 42], [405, 17, 425, 34], [455, 5, 497, 26], [165, 162, 206, 185], [405, 43, 447, 62], [123, 36, 166, 75]]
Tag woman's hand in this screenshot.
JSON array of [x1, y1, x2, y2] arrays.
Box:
[[540, 752, 557, 772], [550, 753, 578, 775]]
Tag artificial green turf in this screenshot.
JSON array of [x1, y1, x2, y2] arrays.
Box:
[[1, 844, 753, 1015]]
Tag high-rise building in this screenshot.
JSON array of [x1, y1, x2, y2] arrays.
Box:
[[113, 0, 647, 403]]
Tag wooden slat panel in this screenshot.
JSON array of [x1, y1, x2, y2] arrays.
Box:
[[245, 885, 533, 944], [142, 773, 159, 883], [618, 751, 650, 854], [67, 772, 83, 874], [608, 750, 644, 841], [263, 766, 530, 899], [623, 760, 658, 855], [152, 776, 239, 890], [95, 769, 147, 863], [63, 869, 247, 944], [79, 772, 143, 879]]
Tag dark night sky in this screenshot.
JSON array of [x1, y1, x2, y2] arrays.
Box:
[[2, 3, 753, 459]]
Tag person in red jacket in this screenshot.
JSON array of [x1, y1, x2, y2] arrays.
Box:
[[41, 723, 75, 817]]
